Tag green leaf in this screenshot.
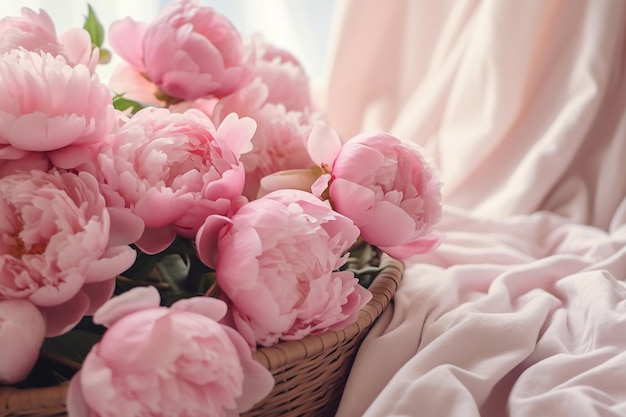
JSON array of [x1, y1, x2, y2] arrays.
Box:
[[156, 254, 191, 293], [112, 94, 144, 114], [83, 4, 105, 48], [198, 272, 217, 294]]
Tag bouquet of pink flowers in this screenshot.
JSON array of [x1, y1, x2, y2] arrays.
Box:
[[0, 1, 443, 416]]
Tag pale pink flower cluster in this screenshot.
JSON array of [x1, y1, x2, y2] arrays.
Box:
[[308, 125, 443, 259], [0, 7, 99, 73], [0, 170, 142, 382], [109, 3, 321, 200], [78, 107, 254, 254], [0, 7, 143, 385], [0, 48, 114, 156], [0, 0, 443, 413], [260, 124, 443, 260], [200, 36, 317, 200], [67, 287, 274, 417], [109, 0, 255, 103], [213, 78, 320, 199], [246, 34, 313, 112], [196, 189, 370, 347]]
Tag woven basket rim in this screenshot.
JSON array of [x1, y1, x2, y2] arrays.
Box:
[[0, 254, 404, 417]]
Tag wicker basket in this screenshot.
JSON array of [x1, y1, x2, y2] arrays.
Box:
[[0, 255, 403, 417]]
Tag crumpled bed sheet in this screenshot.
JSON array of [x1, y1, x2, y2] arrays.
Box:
[[321, 1, 626, 416]]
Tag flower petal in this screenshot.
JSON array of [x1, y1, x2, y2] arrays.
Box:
[[379, 232, 444, 260], [134, 188, 193, 228], [108, 18, 148, 70], [333, 141, 385, 183], [29, 271, 85, 307], [82, 279, 117, 315], [134, 225, 177, 255], [360, 200, 416, 247], [59, 27, 97, 71], [106, 206, 145, 247], [38, 289, 90, 337], [171, 296, 227, 321], [258, 168, 320, 198], [307, 122, 342, 166], [93, 286, 160, 328], [195, 215, 232, 268], [79, 351, 117, 413], [0, 300, 46, 383], [85, 245, 137, 283], [222, 326, 275, 412], [216, 113, 256, 157], [329, 178, 376, 226], [9, 113, 86, 151]]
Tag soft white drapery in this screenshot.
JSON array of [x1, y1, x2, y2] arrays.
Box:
[[322, 2, 626, 416]]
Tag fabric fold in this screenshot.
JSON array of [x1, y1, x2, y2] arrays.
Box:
[[323, 1, 626, 416]]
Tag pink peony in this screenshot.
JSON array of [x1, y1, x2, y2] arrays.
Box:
[[66, 286, 274, 417], [0, 299, 46, 384], [309, 126, 443, 259], [213, 78, 320, 200], [0, 49, 114, 155], [0, 169, 143, 336], [196, 189, 371, 347], [91, 107, 255, 254], [248, 35, 313, 112], [0, 7, 99, 73], [108, 0, 255, 103]]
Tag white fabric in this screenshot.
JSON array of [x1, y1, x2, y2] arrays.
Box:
[[321, 1, 626, 416]]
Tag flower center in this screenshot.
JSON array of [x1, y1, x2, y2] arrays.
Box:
[[8, 233, 46, 258]]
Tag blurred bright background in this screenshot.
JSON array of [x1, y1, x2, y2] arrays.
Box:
[[0, 0, 335, 83]]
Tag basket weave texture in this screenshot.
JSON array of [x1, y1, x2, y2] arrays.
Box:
[[0, 255, 404, 417]]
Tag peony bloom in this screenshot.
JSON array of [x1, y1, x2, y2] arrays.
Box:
[[66, 286, 274, 417], [213, 78, 320, 200], [248, 35, 313, 112], [196, 189, 371, 347], [93, 107, 255, 254], [0, 299, 46, 384], [108, 0, 255, 103], [309, 126, 443, 260], [0, 49, 114, 155], [0, 7, 99, 73], [0, 169, 143, 336]]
